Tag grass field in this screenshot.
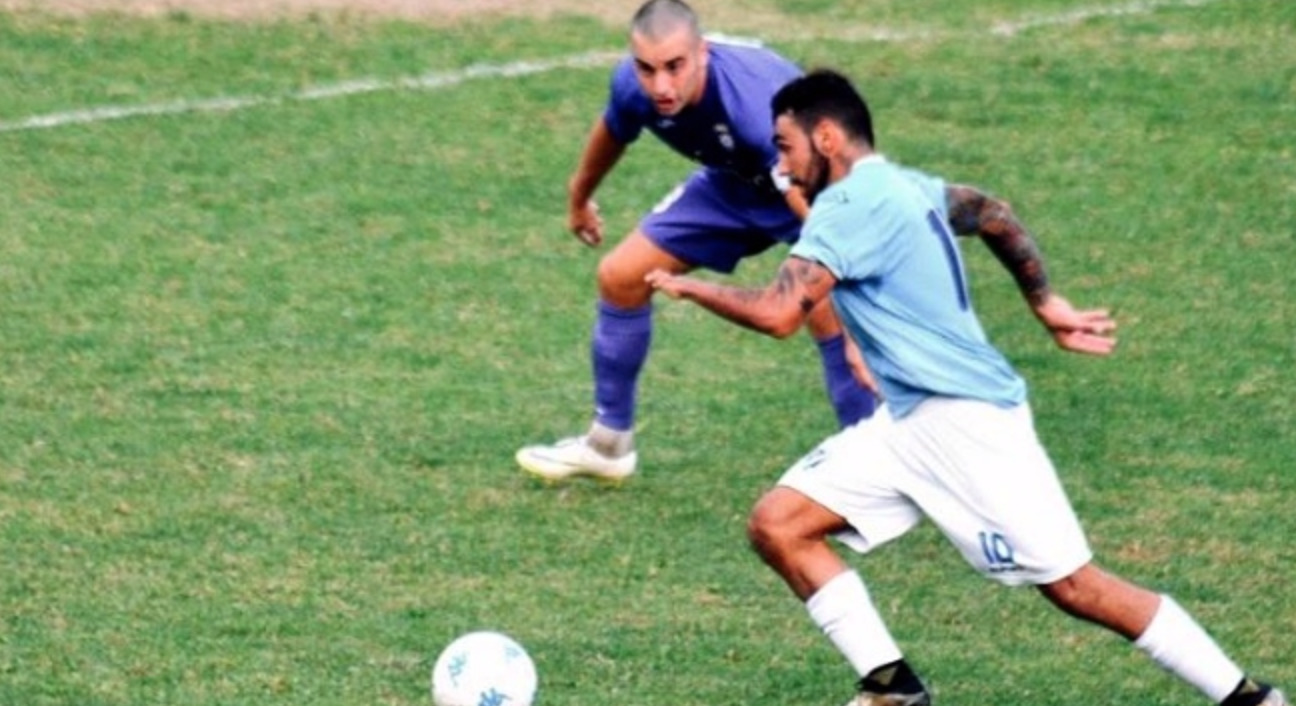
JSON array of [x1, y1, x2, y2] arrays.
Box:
[[0, 1, 1293, 704]]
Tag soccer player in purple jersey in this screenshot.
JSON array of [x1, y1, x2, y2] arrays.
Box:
[[515, 0, 1110, 482]]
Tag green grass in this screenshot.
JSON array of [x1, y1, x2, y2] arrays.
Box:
[[0, 1, 1293, 705]]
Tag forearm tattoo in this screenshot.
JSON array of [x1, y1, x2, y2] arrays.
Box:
[[680, 258, 827, 336], [947, 185, 1052, 306], [682, 278, 781, 334]]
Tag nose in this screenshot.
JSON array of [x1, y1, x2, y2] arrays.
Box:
[[651, 71, 672, 96]]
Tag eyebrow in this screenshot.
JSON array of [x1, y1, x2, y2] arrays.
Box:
[[634, 55, 687, 70]]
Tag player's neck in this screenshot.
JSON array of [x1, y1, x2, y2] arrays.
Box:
[[830, 144, 873, 182], [685, 63, 709, 108]]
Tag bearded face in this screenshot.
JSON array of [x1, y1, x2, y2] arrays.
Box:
[[774, 114, 832, 203]]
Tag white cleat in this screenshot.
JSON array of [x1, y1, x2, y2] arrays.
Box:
[[515, 436, 638, 483]]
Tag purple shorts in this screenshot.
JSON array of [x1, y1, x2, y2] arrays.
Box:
[[640, 168, 802, 274]]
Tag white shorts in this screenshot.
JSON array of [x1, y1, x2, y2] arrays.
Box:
[[778, 397, 1092, 586]]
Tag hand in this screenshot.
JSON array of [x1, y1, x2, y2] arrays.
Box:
[[644, 269, 686, 299], [1034, 293, 1117, 355], [569, 200, 603, 247]]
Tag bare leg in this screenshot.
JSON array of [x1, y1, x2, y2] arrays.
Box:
[[1039, 563, 1276, 705], [747, 485, 853, 600], [748, 486, 923, 696], [596, 229, 689, 307], [1037, 562, 1159, 639], [803, 295, 844, 340]]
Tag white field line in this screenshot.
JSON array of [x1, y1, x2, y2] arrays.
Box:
[[0, 0, 1221, 134], [0, 49, 622, 133], [773, 0, 1221, 42]]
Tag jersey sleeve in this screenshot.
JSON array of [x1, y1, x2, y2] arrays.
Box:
[[790, 219, 849, 279], [718, 46, 803, 172], [601, 60, 647, 145], [790, 191, 890, 281]]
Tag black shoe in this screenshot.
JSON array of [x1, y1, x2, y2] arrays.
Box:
[[844, 688, 931, 706], [1260, 688, 1290, 706]]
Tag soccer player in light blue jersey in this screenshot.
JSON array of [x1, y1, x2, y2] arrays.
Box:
[[647, 69, 1285, 706], [516, 0, 1107, 484]]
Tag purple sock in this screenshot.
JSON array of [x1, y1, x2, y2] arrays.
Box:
[[817, 334, 877, 428], [591, 300, 653, 432]]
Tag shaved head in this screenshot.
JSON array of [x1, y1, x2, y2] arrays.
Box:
[[630, 0, 701, 41]]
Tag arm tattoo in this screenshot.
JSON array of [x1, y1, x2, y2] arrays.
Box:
[[672, 258, 832, 337], [779, 260, 826, 315], [947, 184, 1052, 306]]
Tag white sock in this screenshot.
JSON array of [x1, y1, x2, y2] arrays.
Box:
[[1133, 595, 1245, 703], [587, 421, 634, 456], [806, 570, 903, 678]]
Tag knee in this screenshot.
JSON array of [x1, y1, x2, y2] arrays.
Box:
[[746, 495, 787, 557], [596, 253, 651, 306], [1040, 574, 1090, 613], [1038, 564, 1111, 616], [746, 489, 818, 560]]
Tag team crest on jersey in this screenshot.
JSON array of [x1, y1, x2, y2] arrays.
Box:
[[714, 123, 735, 151]]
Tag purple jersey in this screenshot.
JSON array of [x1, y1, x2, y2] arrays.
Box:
[[603, 38, 802, 194]]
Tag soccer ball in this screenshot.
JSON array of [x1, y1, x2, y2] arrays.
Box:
[[430, 630, 538, 706]]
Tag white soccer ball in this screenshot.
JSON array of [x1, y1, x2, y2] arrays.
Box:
[[431, 630, 538, 706]]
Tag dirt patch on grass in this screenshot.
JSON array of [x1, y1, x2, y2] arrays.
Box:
[[0, 0, 631, 24], [0, 0, 799, 33], [0, 0, 804, 46]]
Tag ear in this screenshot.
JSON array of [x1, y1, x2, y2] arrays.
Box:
[[810, 120, 834, 155]]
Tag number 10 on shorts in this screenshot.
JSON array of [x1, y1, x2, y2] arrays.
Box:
[[979, 531, 1016, 571]]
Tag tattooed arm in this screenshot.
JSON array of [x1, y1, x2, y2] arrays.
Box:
[[946, 184, 1118, 355], [645, 256, 836, 339], [946, 184, 1056, 305]]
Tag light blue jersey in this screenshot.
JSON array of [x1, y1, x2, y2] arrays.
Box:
[[789, 156, 1027, 418]]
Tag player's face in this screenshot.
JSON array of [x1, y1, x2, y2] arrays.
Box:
[[630, 28, 707, 116], [774, 114, 831, 202]]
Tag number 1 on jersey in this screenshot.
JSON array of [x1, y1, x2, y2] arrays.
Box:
[[926, 209, 970, 311]]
